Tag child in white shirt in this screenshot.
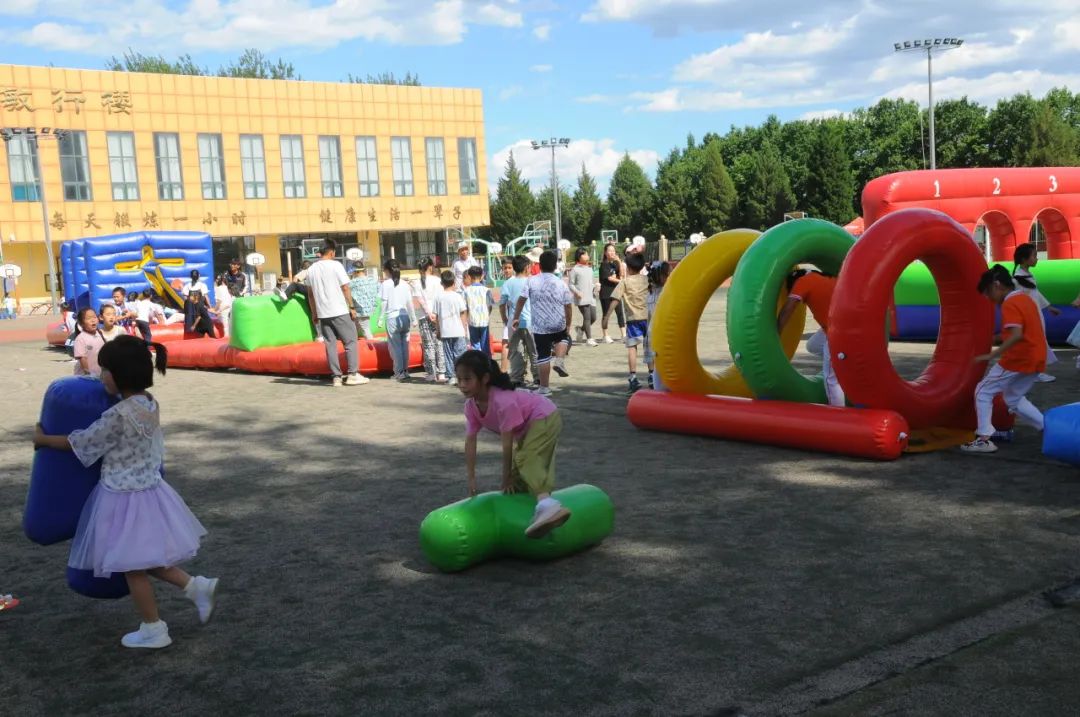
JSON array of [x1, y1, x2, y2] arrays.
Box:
[[433, 270, 468, 385]]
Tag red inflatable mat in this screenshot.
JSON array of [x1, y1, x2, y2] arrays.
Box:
[[46, 321, 224, 347], [168, 335, 425, 376]]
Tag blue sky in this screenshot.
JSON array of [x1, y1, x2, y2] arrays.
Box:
[[2, 0, 1078, 194]]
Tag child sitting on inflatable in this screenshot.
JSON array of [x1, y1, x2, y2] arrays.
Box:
[[962, 265, 1046, 454], [456, 350, 571, 538], [777, 268, 844, 407], [33, 336, 219, 648]]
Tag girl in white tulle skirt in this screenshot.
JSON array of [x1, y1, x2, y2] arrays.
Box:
[[34, 336, 219, 650]]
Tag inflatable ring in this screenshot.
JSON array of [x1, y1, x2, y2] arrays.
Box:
[[727, 219, 854, 403], [829, 209, 992, 429], [653, 229, 806, 396]]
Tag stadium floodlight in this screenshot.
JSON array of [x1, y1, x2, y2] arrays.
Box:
[[530, 137, 572, 244], [894, 36, 964, 170]]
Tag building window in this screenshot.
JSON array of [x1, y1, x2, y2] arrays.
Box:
[[5, 135, 40, 201], [318, 136, 344, 198], [107, 131, 139, 201], [154, 132, 183, 201], [379, 230, 446, 269], [458, 138, 479, 195], [355, 136, 379, 197], [280, 135, 306, 198], [198, 133, 226, 199], [425, 138, 447, 196], [59, 130, 92, 201], [391, 137, 414, 197], [240, 134, 267, 199]]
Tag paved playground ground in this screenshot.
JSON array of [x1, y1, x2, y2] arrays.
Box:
[[2, 294, 1079, 716]]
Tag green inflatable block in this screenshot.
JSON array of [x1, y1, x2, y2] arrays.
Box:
[[894, 259, 1080, 306], [229, 294, 317, 351], [419, 484, 615, 572]]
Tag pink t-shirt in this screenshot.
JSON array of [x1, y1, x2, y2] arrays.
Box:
[[465, 388, 557, 438], [73, 330, 106, 376]]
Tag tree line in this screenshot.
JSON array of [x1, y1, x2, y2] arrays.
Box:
[[488, 88, 1080, 244]]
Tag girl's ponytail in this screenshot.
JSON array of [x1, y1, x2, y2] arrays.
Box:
[[151, 342, 168, 375], [383, 258, 402, 287]]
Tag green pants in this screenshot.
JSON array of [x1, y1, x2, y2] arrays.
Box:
[[512, 412, 562, 496]]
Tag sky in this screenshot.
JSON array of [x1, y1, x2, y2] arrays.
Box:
[[1, 0, 1079, 195]]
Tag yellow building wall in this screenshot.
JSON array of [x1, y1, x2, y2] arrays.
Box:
[[0, 64, 489, 300]]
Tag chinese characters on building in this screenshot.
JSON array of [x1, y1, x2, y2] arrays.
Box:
[[1, 87, 133, 114]]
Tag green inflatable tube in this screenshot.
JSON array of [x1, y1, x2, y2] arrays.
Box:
[[727, 219, 854, 404], [419, 484, 615, 572], [895, 259, 1080, 305], [229, 294, 387, 351]]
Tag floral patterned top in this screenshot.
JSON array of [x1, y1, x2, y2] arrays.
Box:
[[69, 395, 164, 492]]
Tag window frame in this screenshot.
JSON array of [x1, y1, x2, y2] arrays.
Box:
[[107, 131, 140, 201], [318, 136, 344, 198], [280, 134, 307, 199], [197, 133, 227, 200], [239, 134, 268, 200], [153, 132, 184, 201], [5, 134, 40, 202], [390, 136, 414, 197], [425, 137, 447, 196], [457, 137, 479, 195], [355, 136, 380, 197], [58, 130, 92, 202]]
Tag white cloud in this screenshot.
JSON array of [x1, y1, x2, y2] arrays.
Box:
[[530, 63, 552, 73], [490, 138, 660, 195], [1055, 18, 1080, 51], [498, 85, 524, 101], [3, 0, 525, 52], [575, 93, 615, 104], [879, 70, 1080, 108], [533, 22, 551, 40], [799, 109, 845, 121]]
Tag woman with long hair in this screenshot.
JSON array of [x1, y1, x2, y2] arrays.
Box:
[[414, 257, 447, 382], [598, 242, 625, 343]]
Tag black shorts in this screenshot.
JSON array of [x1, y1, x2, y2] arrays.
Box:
[[533, 330, 569, 364]]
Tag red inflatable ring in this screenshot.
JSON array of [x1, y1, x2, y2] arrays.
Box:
[[829, 209, 992, 430]]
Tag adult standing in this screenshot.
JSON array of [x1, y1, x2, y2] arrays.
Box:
[[306, 239, 368, 388], [598, 242, 625, 343], [223, 258, 247, 297], [452, 242, 479, 289]]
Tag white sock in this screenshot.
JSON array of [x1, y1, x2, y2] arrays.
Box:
[[536, 497, 558, 510]]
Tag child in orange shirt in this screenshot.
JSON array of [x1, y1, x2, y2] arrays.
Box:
[[962, 265, 1046, 454], [777, 268, 843, 407]]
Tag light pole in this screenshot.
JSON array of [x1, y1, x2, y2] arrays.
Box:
[[0, 126, 65, 314], [530, 137, 570, 245], [893, 38, 963, 170]]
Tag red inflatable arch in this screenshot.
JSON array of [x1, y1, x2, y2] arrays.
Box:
[[828, 209, 993, 430], [862, 167, 1080, 259]]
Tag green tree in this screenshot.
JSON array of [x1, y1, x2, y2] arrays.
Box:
[[849, 98, 924, 191], [932, 97, 989, 167], [489, 152, 536, 243], [740, 141, 796, 230], [1018, 102, 1078, 166], [777, 120, 816, 212], [606, 154, 655, 238], [649, 149, 692, 240], [219, 49, 298, 80], [983, 93, 1039, 166], [569, 164, 605, 243], [535, 185, 575, 241], [105, 49, 206, 75], [694, 140, 737, 233], [804, 121, 856, 223], [347, 72, 422, 86]]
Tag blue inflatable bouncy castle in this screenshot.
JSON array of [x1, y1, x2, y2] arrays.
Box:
[[62, 231, 214, 311], [25, 377, 129, 598], [1043, 403, 1080, 467]]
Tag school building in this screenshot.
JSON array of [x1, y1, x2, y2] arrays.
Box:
[[0, 63, 489, 304]]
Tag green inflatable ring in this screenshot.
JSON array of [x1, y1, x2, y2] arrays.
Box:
[[727, 219, 854, 404], [419, 484, 614, 572]]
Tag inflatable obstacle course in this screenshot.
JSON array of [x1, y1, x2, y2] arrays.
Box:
[[419, 484, 614, 572], [1043, 403, 1080, 467]]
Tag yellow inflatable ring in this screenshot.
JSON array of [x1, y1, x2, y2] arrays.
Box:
[[653, 229, 806, 396]]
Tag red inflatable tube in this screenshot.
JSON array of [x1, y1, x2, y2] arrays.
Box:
[[830, 209, 993, 430], [46, 321, 224, 346], [627, 391, 910, 461], [168, 336, 427, 376], [46, 321, 69, 346]]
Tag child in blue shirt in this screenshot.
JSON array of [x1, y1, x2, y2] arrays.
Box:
[[463, 265, 493, 357], [499, 255, 539, 387]]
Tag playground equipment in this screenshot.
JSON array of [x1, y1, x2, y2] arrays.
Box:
[[631, 209, 1020, 460], [1043, 403, 1080, 467], [863, 167, 1080, 260], [504, 221, 552, 257], [24, 376, 130, 599], [419, 484, 614, 572]]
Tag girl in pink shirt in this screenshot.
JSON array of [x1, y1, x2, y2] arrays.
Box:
[[72, 307, 106, 377], [456, 350, 571, 538]]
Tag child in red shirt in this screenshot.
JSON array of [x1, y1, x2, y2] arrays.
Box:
[[962, 265, 1046, 454], [777, 268, 843, 406]]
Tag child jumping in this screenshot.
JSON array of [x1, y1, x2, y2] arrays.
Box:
[[962, 265, 1046, 454], [33, 336, 218, 648], [455, 350, 571, 538], [603, 250, 650, 394], [777, 268, 843, 407]]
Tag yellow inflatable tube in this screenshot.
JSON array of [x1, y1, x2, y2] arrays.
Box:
[[653, 229, 806, 396]]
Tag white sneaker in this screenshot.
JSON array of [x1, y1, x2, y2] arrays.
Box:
[[553, 357, 569, 377], [345, 373, 370, 386], [603, 336, 614, 344], [586, 339, 598, 347], [575, 328, 585, 342], [449, 377, 458, 386], [184, 575, 218, 624], [960, 438, 998, 454], [121, 620, 172, 649], [533, 386, 553, 397], [332, 376, 343, 387], [1036, 372, 1056, 383], [316, 336, 325, 343], [525, 499, 572, 538], [275, 288, 287, 301]]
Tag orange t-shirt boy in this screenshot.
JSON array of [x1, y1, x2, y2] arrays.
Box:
[[789, 271, 837, 330], [997, 290, 1047, 374]]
